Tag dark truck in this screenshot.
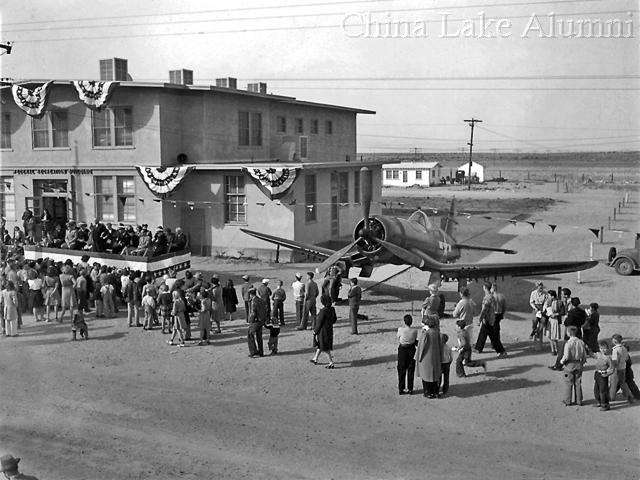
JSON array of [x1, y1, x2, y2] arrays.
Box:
[[608, 233, 640, 276]]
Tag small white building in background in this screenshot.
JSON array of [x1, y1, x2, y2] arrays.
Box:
[[382, 161, 442, 187], [456, 161, 485, 183]]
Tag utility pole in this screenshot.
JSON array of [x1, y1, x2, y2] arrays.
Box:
[[463, 118, 482, 190]]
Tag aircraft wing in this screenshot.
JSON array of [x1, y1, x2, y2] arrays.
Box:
[[240, 228, 335, 258]]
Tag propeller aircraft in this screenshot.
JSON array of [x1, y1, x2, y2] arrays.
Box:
[[241, 167, 597, 284]]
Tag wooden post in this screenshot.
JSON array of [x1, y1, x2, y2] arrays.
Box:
[[608, 216, 611, 230], [613, 208, 617, 220], [275, 244, 280, 263], [556, 181, 559, 193], [599, 227, 604, 244], [610, 172, 614, 183], [590, 242, 594, 259]]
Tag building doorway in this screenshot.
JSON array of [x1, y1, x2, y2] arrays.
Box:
[[181, 208, 206, 256], [32, 179, 72, 226], [330, 172, 339, 238]]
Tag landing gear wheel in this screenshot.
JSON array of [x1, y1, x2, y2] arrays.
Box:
[[615, 258, 634, 276]]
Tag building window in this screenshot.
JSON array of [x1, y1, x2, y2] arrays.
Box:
[[416, 170, 422, 180], [385, 170, 392, 180], [238, 111, 262, 147], [1, 113, 11, 149], [325, 120, 333, 135], [300, 136, 308, 159], [0, 177, 15, 221], [92, 107, 133, 147], [32, 110, 69, 149], [339, 172, 349, 203], [224, 175, 246, 224], [402, 170, 408, 183], [117, 176, 136, 222], [305, 174, 317, 222], [276, 116, 286, 133], [95, 176, 115, 222], [353, 170, 360, 203], [311, 119, 319, 134], [295, 118, 304, 134], [392, 170, 399, 180]]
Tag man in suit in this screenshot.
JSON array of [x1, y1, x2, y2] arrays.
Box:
[[299, 271, 318, 330], [247, 289, 267, 358], [347, 277, 362, 335]]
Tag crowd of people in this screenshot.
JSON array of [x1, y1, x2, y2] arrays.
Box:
[[395, 281, 639, 409], [0, 208, 189, 257]]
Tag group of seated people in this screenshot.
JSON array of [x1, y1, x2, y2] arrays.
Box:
[[2, 216, 188, 258]]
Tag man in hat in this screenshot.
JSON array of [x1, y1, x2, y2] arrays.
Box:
[[300, 271, 319, 330], [247, 289, 267, 357], [347, 277, 362, 335], [173, 227, 188, 251], [0, 454, 39, 479], [152, 226, 168, 256], [292, 272, 305, 329], [257, 278, 272, 320], [241, 275, 252, 322], [529, 281, 549, 340]]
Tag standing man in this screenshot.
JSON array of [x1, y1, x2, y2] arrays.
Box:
[[347, 277, 362, 335], [477, 282, 507, 358], [529, 281, 548, 340], [271, 280, 286, 326], [452, 288, 476, 339], [257, 278, 272, 321], [560, 325, 587, 406], [292, 272, 305, 329], [476, 283, 506, 353], [247, 289, 267, 358], [241, 275, 252, 323], [299, 271, 318, 330]]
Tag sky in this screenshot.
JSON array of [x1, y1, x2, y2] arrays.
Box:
[[1, 0, 638, 153]]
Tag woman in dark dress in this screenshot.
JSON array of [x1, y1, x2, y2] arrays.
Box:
[[222, 279, 238, 321], [310, 295, 337, 369]]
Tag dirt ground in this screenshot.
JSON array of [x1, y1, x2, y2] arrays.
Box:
[[1, 182, 639, 480]]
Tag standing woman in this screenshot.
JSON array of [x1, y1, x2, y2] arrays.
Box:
[[222, 278, 238, 322], [310, 294, 337, 369], [209, 277, 223, 334], [198, 288, 212, 346], [3, 281, 19, 337], [415, 316, 443, 398], [44, 265, 61, 322], [168, 289, 186, 346], [546, 290, 564, 356], [59, 264, 77, 323], [27, 268, 45, 322]]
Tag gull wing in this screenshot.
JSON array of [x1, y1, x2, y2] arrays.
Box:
[[240, 228, 338, 258]]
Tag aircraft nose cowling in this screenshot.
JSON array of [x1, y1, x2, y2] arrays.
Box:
[[354, 217, 385, 254]]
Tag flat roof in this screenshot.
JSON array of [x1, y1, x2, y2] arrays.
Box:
[[382, 161, 442, 169], [13, 79, 375, 115]]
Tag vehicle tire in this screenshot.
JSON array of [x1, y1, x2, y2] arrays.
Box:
[[614, 258, 634, 276], [607, 247, 617, 264]]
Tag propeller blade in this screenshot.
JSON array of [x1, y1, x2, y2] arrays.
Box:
[[360, 167, 372, 230], [377, 239, 426, 270], [315, 238, 360, 274]]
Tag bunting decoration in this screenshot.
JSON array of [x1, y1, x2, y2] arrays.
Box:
[[549, 224, 557, 232], [526, 221, 536, 228], [244, 167, 300, 200], [72, 80, 117, 110], [588, 228, 600, 238], [11, 81, 53, 118], [135, 166, 194, 199]]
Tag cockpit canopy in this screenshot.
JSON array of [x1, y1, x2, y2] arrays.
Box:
[[407, 210, 433, 232]]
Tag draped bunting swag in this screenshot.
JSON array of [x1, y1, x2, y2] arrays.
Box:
[[588, 228, 600, 238], [549, 224, 557, 232], [244, 167, 300, 200], [72, 80, 117, 110], [11, 81, 53, 118], [135, 166, 194, 199]]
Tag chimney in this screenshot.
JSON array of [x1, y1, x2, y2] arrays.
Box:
[[169, 69, 193, 85], [100, 57, 129, 81], [247, 82, 267, 94], [215, 77, 237, 89]]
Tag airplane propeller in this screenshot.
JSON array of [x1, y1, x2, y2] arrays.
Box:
[[316, 167, 373, 274]]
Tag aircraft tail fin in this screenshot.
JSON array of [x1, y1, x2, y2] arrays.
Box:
[[440, 196, 457, 238]]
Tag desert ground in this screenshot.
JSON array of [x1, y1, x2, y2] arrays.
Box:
[[1, 179, 639, 479]]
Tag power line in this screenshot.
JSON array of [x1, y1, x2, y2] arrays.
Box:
[[2, 0, 601, 28], [11, 6, 633, 42]]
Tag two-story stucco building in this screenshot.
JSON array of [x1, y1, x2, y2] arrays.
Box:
[[0, 59, 379, 259]]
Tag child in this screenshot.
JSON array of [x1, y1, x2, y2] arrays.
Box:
[[440, 333, 453, 397], [198, 288, 212, 346], [141, 291, 156, 330], [454, 319, 486, 377], [265, 311, 281, 355], [396, 314, 418, 395], [157, 284, 172, 334], [168, 290, 186, 347], [271, 280, 286, 326], [591, 340, 614, 410], [610, 334, 635, 404], [71, 311, 89, 340]]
